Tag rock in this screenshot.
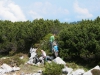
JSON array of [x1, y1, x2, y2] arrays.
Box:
[[1, 63, 12, 73], [83, 65, 100, 75], [0, 63, 20, 74], [26, 47, 38, 65], [62, 66, 73, 75], [71, 69, 85, 75], [12, 66, 20, 71], [53, 57, 66, 65], [20, 56, 24, 59], [37, 70, 42, 73], [32, 73, 42, 75]]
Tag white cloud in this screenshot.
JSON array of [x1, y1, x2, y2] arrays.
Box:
[[74, 1, 93, 19], [0, 0, 26, 22], [29, 10, 43, 19], [29, 1, 69, 19]]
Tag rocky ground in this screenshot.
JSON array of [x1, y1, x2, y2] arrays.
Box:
[[4, 64, 44, 75]]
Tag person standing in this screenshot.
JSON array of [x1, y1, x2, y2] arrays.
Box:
[[49, 33, 55, 52], [53, 43, 58, 58]]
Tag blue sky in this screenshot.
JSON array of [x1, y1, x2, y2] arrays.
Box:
[[0, 0, 100, 23]]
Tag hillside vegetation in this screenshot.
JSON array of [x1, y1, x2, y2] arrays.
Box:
[[0, 17, 100, 68]]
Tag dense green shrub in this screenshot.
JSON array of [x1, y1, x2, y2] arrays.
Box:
[[0, 19, 63, 54], [1, 16, 100, 67], [43, 62, 64, 75], [58, 19, 100, 65]]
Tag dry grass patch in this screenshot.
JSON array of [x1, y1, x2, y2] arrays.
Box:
[[6, 64, 45, 75]]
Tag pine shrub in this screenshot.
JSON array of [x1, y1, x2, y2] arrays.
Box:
[[43, 62, 64, 75]]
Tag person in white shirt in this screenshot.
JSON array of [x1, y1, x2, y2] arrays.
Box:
[[41, 50, 47, 62]]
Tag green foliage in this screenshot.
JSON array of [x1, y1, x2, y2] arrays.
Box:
[[59, 18, 100, 66], [43, 62, 64, 75], [39, 33, 52, 54], [59, 49, 71, 60], [1, 17, 100, 67], [66, 62, 79, 70], [39, 33, 52, 50], [0, 55, 24, 67], [0, 19, 62, 54], [66, 62, 89, 71], [9, 50, 16, 56]]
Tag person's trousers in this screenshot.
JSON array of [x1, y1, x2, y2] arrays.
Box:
[[50, 41, 53, 52], [54, 52, 58, 57]]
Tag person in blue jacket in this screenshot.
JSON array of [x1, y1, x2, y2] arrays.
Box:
[[53, 42, 58, 58]]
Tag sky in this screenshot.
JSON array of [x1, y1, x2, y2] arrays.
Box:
[[0, 0, 100, 23]]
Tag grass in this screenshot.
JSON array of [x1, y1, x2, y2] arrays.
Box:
[[66, 62, 89, 71], [6, 64, 45, 75], [20, 64, 44, 73], [0, 53, 91, 75], [0, 53, 45, 75]]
